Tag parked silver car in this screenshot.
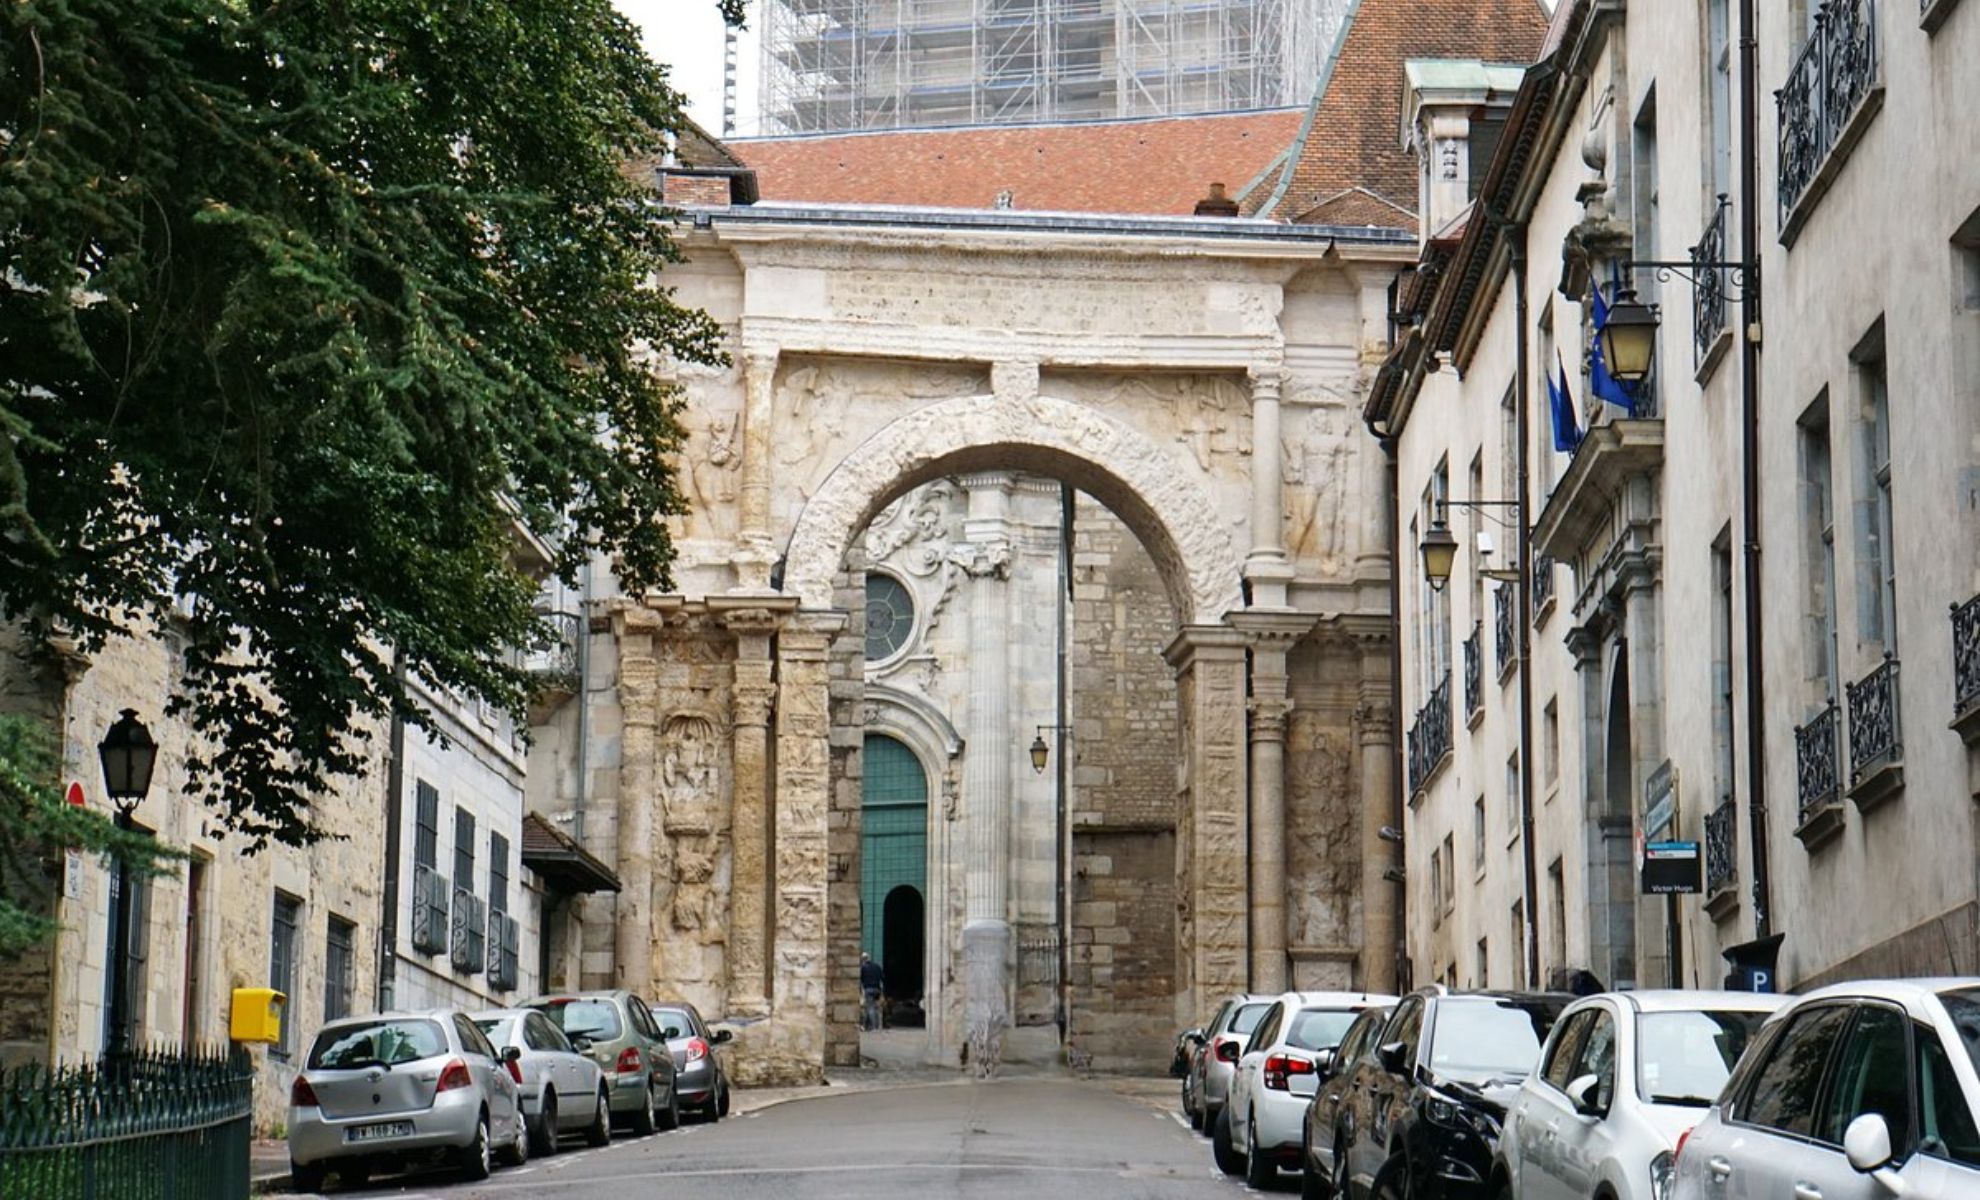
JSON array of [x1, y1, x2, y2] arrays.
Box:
[[652, 1001, 734, 1121], [1673, 979, 1980, 1200], [1496, 989, 1782, 1200], [287, 1010, 526, 1193], [1185, 992, 1272, 1134], [525, 989, 680, 1134], [472, 1008, 613, 1155]]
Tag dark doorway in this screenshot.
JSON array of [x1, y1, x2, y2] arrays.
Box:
[[882, 884, 924, 1003]]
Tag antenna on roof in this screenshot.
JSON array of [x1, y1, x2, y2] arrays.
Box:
[[723, 24, 739, 138]]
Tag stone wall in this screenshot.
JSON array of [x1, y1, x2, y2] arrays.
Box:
[[824, 562, 867, 1068], [1068, 829, 1177, 1071]]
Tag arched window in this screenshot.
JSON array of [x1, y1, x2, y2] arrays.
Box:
[[860, 734, 927, 998]]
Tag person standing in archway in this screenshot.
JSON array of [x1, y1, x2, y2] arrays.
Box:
[[860, 952, 886, 1031]]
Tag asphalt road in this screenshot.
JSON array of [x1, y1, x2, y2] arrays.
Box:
[[298, 1076, 1260, 1199]]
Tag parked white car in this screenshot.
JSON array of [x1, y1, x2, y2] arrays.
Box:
[[1218, 989, 1395, 1189], [472, 1008, 613, 1155], [1496, 990, 1783, 1200], [1672, 979, 1980, 1200]]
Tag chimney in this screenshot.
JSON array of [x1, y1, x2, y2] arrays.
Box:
[[1194, 181, 1240, 217]]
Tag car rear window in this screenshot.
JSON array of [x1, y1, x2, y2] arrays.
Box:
[[1429, 997, 1562, 1083], [1636, 1009, 1767, 1106], [1940, 989, 1980, 1078], [1232, 1003, 1271, 1036], [653, 1008, 693, 1038], [309, 1020, 447, 1070], [472, 1017, 516, 1047], [536, 998, 623, 1042], [1287, 1009, 1361, 1052]]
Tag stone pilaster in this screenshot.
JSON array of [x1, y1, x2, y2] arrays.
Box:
[[1166, 625, 1250, 1016], [611, 602, 664, 996], [1244, 365, 1296, 610], [958, 472, 1015, 1073], [1229, 611, 1317, 993], [1342, 615, 1399, 993], [734, 351, 778, 589], [717, 603, 787, 1017]]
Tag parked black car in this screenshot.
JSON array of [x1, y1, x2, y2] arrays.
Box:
[[1327, 986, 1569, 1200], [1300, 1004, 1395, 1200]]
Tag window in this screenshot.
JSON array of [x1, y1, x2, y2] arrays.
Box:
[[1506, 751, 1522, 835], [1630, 89, 1661, 402], [1542, 698, 1560, 788], [1538, 302, 1559, 493], [1799, 398, 1840, 702], [1385, 998, 1424, 1063], [489, 831, 510, 917], [1469, 452, 1486, 623], [1706, 0, 1732, 201], [1918, 1025, 1980, 1167], [864, 572, 915, 660], [325, 916, 355, 1023], [1819, 1004, 1914, 1149], [1500, 384, 1518, 502], [454, 807, 476, 895], [1420, 460, 1452, 692], [1740, 1004, 1850, 1136], [1441, 834, 1456, 917], [1511, 899, 1525, 976], [1473, 797, 1486, 869], [1636, 1009, 1767, 1105], [1572, 1008, 1619, 1111], [413, 780, 440, 871], [1476, 938, 1489, 988], [1853, 328, 1896, 653], [270, 892, 301, 1059], [1430, 843, 1446, 928], [1713, 531, 1737, 800], [1548, 858, 1567, 973], [1542, 1011, 1591, 1091], [1251, 1003, 1286, 1052]]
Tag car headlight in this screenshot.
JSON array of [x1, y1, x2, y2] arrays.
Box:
[[1648, 1150, 1675, 1200], [1423, 1093, 1500, 1139]]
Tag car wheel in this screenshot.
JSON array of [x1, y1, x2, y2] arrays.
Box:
[[716, 1080, 731, 1118], [458, 1112, 493, 1182], [585, 1088, 612, 1147], [1244, 1110, 1276, 1190], [337, 1162, 369, 1190], [530, 1091, 559, 1156], [1369, 1155, 1409, 1200], [1332, 1138, 1352, 1200], [630, 1082, 658, 1135], [657, 1083, 681, 1131], [1212, 1106, 1244, 1176], [497, 1111, 529, 1168], [1203, 1103, 1221, 1139], [290, 1161, 326, 1194], [1301, 1154, 1332, 1200]]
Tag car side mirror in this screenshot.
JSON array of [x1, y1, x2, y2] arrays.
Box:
[[1844, 1113, 1909, 1194], [571, 1036, 593, 1053], [1183, 1028, 1205, 1045], [1378, 1041, 1409, 1076], [503, 1045, 522, 1064], [1566, 1073, 1606, 1117], [711, 1029, 734, 1045], [1313, 1047, 1337, 1082]]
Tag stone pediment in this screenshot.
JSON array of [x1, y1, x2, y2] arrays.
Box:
[[1532, 418, 1665, 563]]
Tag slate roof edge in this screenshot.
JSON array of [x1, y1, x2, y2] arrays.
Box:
[[697, 202, 1417, 245]]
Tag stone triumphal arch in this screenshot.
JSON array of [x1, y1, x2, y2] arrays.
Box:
[[548, 208, 1412, 1082]]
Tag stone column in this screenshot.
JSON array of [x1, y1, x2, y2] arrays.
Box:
[[734, 351, 778, 590], [1245, 365, 1295, 610], [1343, 615, 1398, 993], [1166, 625, 1250, 1015], [769, 611, 844, 1082], [959, 472, 1015, 1073], [1229, 613, 1315, 993], [612, 603, 663, 996], [721, 605, 784, 1017]]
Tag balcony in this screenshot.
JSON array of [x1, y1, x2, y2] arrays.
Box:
[[1704, 799, 1739, 920], [527, 609, 583, 723], [1532, 418, 1665, 565], [1494, 586, 1516, 679], [1531, 556, 1556, 624], [1463, 624, 1483, 724], [1954, 593, 1980, 745], [1794, 701, 1845, 848], [410, 863, 451, 955], [487, 910, 520, 992], [1845, 654, 1904, 808], [1407, 673, 1453, 798], [451, 889, 487, 974], [1776, 0, 1883, 243], [1693, 198, 1731, 371]]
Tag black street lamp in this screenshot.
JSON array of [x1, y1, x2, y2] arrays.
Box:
[[97, 709, 158, 815], [1029, 724, 1072, 774], [1596, 288, 1661, 384], [97, 709, 156, 1057], [1419, 518, 1459, 592]]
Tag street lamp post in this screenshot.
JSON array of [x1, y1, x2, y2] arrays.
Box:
[[97, 709, 157, 1056]]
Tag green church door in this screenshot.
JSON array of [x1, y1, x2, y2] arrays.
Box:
[[861, 734, 927, 1002]]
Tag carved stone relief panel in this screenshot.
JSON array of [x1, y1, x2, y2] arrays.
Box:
[[769, 358, 989, 521], [1286, 707, 1360, 951], [1282, 399, 1359, 576]]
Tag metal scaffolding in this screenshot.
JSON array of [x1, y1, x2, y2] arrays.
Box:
[[759, 0, 1350, 134]]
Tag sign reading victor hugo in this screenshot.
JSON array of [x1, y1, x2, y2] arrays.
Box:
[[1642, 841, 1703, 895]]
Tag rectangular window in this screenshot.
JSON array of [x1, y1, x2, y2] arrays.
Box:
[[1542, 698, 1560, 788], [1538, 303, 1559, 493], [270, 892, 301, 1059], [1511, 899, 1525, 977], [1706, 0, 1732, 201], [489, 832, 511, 917], [181, 855, 207, 1047], [1630, 89, 1661, 399], [1799, 397, 1840, 702], [1441, 833, 1456, 917], [1713, 529, 1737, 801], [454, 806, 476, 895], [1505, 751, 1521, 834], [1420, 460, 1452, 692], [1500, 384, 1518, 502], [1430, 844, 1445, 928], [1547, 859, 1567, 975], [1853, 326, 1896, 653], [413, 780, 440, 871], [1469, 452, 1487, 621], [1473, 797, 1486, 869], [325, 916, 355, 1023], [1476, 938, 1489, 988]]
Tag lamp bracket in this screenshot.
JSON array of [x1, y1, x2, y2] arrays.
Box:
[[1435, 498, 1522, 533], [1619, 258, 1754, 302]]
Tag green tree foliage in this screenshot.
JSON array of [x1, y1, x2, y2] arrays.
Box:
[[0, 0, 732, 849]]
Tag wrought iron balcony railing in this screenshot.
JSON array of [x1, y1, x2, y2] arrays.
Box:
[[526, 609, 583, 687], [1531, 557, 1555, 620], [1494, 585, 1515, 677], [1463, 624, 1483, 719], [1704, 798, 1738, 896], [1845, 654, 1902, 787], [1795, 701, 1842, 819], [1777, 0, 1879, 227], [1693, 198, 1730, 364], [1407, 673, 1453, 796], [1955, 593, 1980, 723]]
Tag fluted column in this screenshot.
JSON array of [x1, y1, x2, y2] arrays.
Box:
[[1245, 364, 1295, 610], [612, 604, 662, 995], [1230, 612, 1314, 993], [1345, 617, 1399, 993], [959, 472, 1015, 1073], [722, 605, 783, 1017], [734, 351, 778, 590]]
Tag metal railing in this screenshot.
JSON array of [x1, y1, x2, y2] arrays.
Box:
[[1531, 557, 1555, 620], [1462, 624, 1483, 719], [1777, 0, 1879, 226], [1795, 701, 1842, 819], [1845, 654, 1902, 787], [410, 863, 450, 955], [1694, 197, 1730, 363], [526, 609, 583, 689], [1494, 585, 1515, 676], [0, 1046, 253, 1199], [1705, 799, 1738, 896], [487, 911, 520, 992], [451, 889, 487, 974], [1954, 593, 1980, 721], [1407, 673, 1453, 796]]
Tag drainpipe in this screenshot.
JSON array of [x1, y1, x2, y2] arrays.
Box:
[[1737, 0, 1773, 939], [377, 652, 406, 1012], [1512, 228, 1542, 990], [574, 559, 592, 842], [1056, 483, 1073, 1045]]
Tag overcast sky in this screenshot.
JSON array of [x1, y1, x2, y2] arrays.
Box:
[[613, 1, 763, 137]]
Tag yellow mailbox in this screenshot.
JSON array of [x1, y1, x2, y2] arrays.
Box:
[[231, 986, 287, 1044]]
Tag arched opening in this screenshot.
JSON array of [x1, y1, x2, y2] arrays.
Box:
[[882, 885, 925, 1015], [1600, 649, 1638, 989], [860, 733, 928, 1018]]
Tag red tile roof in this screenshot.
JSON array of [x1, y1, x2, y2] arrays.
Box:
[[729, 109, 1307, 216], [1250, 0, 1552, 231]]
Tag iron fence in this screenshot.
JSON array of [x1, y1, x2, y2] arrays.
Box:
[[1705, 799, 1738, 896], [1845, 654, 1901, 787], [526, 609, 583, 689], [1693, 198, 1729, 364], [1778, 0, 1879, 226], [1462, 624, 1482, 719], [1954, 593, 1980, 721], [1795, 701, 1841, 819], [1494, 585, 1515, 677], [1407, 673, 1453, 796], [0, 1046, 253, 1200]]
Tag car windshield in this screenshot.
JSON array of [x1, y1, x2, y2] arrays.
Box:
[[309, 1019, 447, 1070], [1231, 1003, 1271, 1036], [536, 998, 623, 1042], [1635, 1009, 1767, 1106], [472, 1018, 515, 1047], [1939, 989, 1980, 1077], [1288, 1009, 1361, 1053], [654, 1008, 693, 1039], [1429, 999, 1560, 1083]]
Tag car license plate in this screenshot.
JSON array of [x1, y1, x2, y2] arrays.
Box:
[[346, 1121, 413, 1143]]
